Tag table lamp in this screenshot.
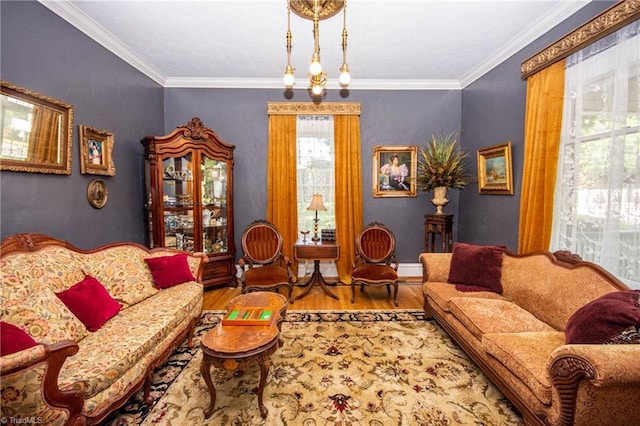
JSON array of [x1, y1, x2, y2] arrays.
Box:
[[306, 193, 327, 242]]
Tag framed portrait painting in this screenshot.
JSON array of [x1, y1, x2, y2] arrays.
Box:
[[372, 145, 417, 198], [477, 142, 513, 195], [79, 125, 115, 176]]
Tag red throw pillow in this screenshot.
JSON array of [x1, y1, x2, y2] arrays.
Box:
[[1, 322, 38, 356], [566, 290, 640, 344], [144, 253, 196, 289], [447, 242, 506, 294], [56, 276, 121, 332]]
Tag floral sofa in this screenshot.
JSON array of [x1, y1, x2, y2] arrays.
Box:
[[420, 243, 640, 426], [0, 233, 207, 425]]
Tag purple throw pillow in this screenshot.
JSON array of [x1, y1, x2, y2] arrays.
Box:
[[447, 242, 506, 294], [566, 290, 640, 344]]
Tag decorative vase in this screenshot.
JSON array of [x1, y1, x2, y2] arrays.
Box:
[[431, 186, 449, 214]]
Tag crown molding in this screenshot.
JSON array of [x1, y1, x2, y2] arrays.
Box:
[[38, 0, 168, 86], [164, 77, 461, 90], [460, 0, 590, 87]]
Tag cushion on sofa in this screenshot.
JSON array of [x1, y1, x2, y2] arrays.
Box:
[[500, 253, 626, 331], [447, 242, 506, 293], [82, 247, 159, 307], [1, 322, 38, 356], [56, 276, 121, 332], [144, 253, 196, 289], [566, 290, 640, 344], [448, 297, 556, 340], [483, 331, 565, 405], [2, 286, 87, 344], [57, 281, 203, 399], [423, 281, 507, 314]]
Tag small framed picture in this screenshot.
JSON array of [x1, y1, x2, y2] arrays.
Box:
[[372, 145, 417, 198], [477, 142, 513, 195], [79, 125, 115, 176], [87, 179, 108, 209]]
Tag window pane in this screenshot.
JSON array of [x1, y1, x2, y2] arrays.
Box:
[[296, 115, 335, 235]]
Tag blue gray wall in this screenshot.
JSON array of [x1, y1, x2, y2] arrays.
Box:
[[459, 1, 614, 250], [163, 88, 460, 262], [0, 0, 614, 261], [0, 1, 164, 248]]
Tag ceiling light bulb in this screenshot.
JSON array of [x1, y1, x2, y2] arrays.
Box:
[[283, 65, 295, 87], [309, 59, 322, 76], [312, 84, 323, 96], [339, 64, 351, 85]]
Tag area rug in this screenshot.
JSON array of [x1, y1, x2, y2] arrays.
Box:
[[105, 310, 523, 425]]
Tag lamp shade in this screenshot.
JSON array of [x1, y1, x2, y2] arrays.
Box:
[[306, 194, 327, 211]]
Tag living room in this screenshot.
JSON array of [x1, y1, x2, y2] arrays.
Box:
[[2, 1, 639, 425], [0, 0, 620, 258]]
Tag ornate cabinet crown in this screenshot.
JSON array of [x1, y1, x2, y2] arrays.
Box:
[[141, 117, 235, 288]]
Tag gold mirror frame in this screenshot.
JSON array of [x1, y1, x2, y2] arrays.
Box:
[[0, 81, 74, 174]]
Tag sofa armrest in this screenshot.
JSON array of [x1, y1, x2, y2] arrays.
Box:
[[548, 344, 640, 426], [418, 253, 452, 282], [1, 340, 85, 426], [191, 251, 209, 283], [549, 344, 640, 387]]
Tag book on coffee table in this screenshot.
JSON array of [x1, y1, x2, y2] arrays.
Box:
[[221, 307, 274, 326]]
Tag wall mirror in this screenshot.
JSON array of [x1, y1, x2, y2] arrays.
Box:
[[0, 81, 74, 174]]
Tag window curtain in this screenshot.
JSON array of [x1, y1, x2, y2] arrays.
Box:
[[334, 114, 363, 284], [27, 105, 60, 164], [266, 114, 298, 273], [267, 103, 363, 283], [550, 21, 640, 288], [518, 60, 565, 253]]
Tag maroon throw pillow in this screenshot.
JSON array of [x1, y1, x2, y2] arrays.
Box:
[[566, 290, 640, 344], [144, 253, 196, 289], [447, 242, 506, 294], [56, 275, 121, 332], [1, 321, 38, 356]]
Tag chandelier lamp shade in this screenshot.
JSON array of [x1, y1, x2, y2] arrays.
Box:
[[283, 0, 350, 96], [306, 193, 327, 242]]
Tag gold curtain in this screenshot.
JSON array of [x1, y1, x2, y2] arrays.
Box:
[[266, 102, 362, 283], [266, 114, 299, 273], [334, 114, 363, 284], [518, 59, 565, 254], [27, 105, 60, 164]]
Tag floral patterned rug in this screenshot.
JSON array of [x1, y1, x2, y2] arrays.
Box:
[[105, 310, 523, 425]]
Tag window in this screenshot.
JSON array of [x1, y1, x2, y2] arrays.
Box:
[[296, 115, 336, 234], [551, 21, 640, 289]]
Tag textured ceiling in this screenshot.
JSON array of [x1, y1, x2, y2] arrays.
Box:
[[39, 0, 591, 89]]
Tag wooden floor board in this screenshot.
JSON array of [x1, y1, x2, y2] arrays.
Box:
[[203, 280, 424, 311]]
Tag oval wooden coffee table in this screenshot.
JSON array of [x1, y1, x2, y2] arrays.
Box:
[[200, 291, 288, 418]]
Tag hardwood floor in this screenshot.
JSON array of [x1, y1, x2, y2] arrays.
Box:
[[203, 280, 424, 310]]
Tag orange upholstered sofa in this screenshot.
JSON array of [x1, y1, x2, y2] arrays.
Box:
[[420, 248, 640, 426]]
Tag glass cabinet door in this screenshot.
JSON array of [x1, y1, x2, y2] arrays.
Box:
[[162, 154, 195, 252], [201, 155, 228, 254]]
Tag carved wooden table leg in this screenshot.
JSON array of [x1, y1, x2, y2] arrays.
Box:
[[257, 357, 270, 418], [200, 354, 216, 418]]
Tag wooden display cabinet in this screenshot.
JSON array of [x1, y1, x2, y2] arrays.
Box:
[[141, 117, 235, 288]]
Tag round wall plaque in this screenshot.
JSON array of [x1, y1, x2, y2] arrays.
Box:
[[87, 179, 108, 209]]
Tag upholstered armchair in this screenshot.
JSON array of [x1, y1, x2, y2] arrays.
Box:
[[237, 220, 294, 303], [350, 222, 399, 306]]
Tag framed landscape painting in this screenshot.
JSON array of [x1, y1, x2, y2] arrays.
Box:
[[477, 142, 513, 195], [372, 145, 417, 198]]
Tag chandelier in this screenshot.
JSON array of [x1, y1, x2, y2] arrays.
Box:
[[283, 0, 350, 96]]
